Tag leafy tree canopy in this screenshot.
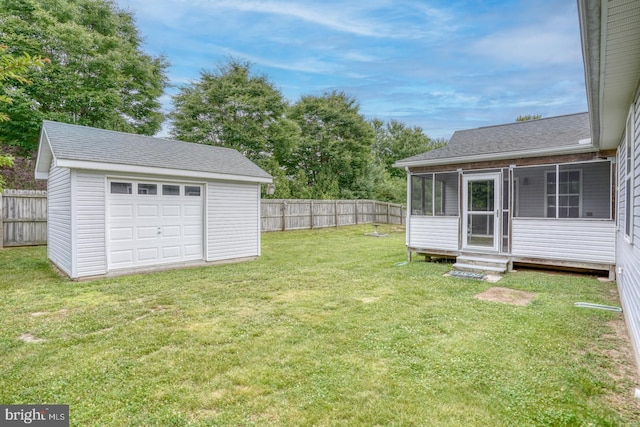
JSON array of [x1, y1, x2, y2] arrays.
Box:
[[170, 59, 300, 198], [0, 44, 48, 190], [170, 59, 295, 163], [371, 118, 445, 179], [0, 0, 168, 153], [287, 91, 375, 199], [516, 114, 542, 121]]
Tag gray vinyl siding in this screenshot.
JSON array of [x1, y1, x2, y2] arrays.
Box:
[[408, 216, 459, 251], [207, 181, 261, 261], [512, 219, 615, 264], [47, 163, 72, 276], [617, 91, 640, 368], [75, 171, 106, 277]]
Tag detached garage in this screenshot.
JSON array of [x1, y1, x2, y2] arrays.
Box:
[[34, 120, 272, 279]]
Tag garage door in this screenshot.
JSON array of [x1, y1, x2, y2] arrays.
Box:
[[107, 180, 204, 270]]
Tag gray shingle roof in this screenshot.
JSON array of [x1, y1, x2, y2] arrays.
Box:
[[42, 120, 271, 180], [395, 112, 592, 166]]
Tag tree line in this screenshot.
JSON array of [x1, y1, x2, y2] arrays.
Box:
[[0, 0, 444, 203]]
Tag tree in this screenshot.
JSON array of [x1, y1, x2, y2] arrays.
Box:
[[0, 45, 48, 190], [0, 0, 168, 153], [287, 91, 375, 199], [371, 119, 444, 179], [367, 119, 446, 203], [516, 114, 542, 121], [170, 59, 298, 198]]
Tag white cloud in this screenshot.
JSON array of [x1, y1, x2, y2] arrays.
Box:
[[469, 12, 582, 66]]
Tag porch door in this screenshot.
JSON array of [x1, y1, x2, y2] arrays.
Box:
[[463, 173, 500, 251]]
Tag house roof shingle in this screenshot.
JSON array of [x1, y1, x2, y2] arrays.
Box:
[[40, 120, 272, 180], [395, 112, 593, 167]]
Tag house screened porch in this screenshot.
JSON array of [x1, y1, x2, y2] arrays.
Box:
[[407, 160, 616, 274]]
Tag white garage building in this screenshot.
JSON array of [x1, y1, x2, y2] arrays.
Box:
[[35, 121, 272, 279]]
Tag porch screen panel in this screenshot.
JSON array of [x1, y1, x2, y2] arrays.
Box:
[[513, 165, 555, 217], [411, 173, 459, 216], [436, 172, 459, 216], [411, 175, 433, 216], [513, 161, 611, 219], [564, 162, 610, 219], [502, 168, 510, 252]]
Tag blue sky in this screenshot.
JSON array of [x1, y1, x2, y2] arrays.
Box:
[[114, 0, 587, 140]]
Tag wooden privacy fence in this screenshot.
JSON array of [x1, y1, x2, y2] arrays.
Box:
[[262, 199, 406, 232], [0, 189, 47, 248], [0, 191, 406, 246]]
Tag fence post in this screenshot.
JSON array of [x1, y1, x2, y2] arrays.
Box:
[[0, 191, 3, 249], [282, 200, 287, 231], [334, 200, 338, 227], [373, 200, 376, 224], [386, 202, 390, 224], [355, 200, 359, 225], [310, 200, 314, 229]]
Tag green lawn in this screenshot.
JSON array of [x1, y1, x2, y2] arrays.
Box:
[[1, 225, 639, 426]]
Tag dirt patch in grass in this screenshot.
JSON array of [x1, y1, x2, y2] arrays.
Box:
[[31, 309, 68, 317], [475, 287, 536, 306], [18, 333, 45, 343]]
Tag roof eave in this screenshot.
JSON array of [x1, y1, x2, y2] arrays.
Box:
[[577, 0, 602, 149], [578, 0, 640, 151], [34, 126, 53, 180], [54, 159, 273, 184], [393, 144, 597, 169]]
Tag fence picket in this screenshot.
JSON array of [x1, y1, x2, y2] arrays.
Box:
[[261, 199, 405, 232], [1, 189, 48, 247]]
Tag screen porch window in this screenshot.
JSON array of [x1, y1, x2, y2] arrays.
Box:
[[410, 172, 458, 216], [513, 161, 611, 219]]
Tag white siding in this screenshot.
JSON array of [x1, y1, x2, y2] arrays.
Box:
[[512, 219, 615, 264], [408, 216, 459, 251], [617, 90, 640, 368], [207, 181, 261, 261], [74, 171, 106, 277], [47, 163, 72, 276]]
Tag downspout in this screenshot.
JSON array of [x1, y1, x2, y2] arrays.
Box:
[[405, 167, 411, 261]]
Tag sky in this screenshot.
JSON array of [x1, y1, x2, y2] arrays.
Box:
[[114, 0, 587, 140]]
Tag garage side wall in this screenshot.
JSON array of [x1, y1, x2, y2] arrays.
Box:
[[47, 163, 72, 276], [207, 181, 261, 262], [74, 170, 107, 278]]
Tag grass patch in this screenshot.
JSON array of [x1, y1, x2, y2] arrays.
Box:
[[1, 225, 639, 426]]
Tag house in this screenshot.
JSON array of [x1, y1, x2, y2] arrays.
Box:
[[578, 0, 640, 368], [35, 120, 272, 279], [395, 0, 640, 370], [394, 112, 616, 276]]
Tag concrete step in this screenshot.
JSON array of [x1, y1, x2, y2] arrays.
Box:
[[452, 262, 506, 274], [456, 255, 508, 269]]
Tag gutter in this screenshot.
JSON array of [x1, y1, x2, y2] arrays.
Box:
[[393, 143, 597, 169]]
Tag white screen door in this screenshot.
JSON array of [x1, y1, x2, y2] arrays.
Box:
[[463, 173, 500, 251]]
